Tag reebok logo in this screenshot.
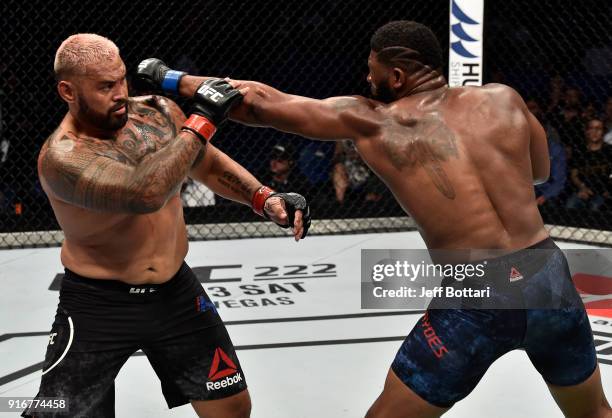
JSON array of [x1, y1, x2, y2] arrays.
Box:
[[198, 85, 223, 103], [206, 347, 241, 391], [208, 348, 238, 380], [206, 373, 243, 391], [509, 267, 523, 282]]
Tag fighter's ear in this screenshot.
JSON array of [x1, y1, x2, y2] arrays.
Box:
[[57, 80, 77, 104], [391, 67, 407, 89]]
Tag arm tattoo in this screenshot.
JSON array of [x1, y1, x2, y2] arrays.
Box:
[[216, 171, 254, 201], [41, 98, 201, 213]]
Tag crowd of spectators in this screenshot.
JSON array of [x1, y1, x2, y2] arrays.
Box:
[[532, 80, 612, 214], [1, 65, 611, 230], [189, 79, 612, 220]]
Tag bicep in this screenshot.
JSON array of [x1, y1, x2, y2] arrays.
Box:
[[283, 96, 381, 140], [40, 147, 145, 212], [235, 81, 380, 141], [189, 143, 217, 184], [527, 110, 550, 184]]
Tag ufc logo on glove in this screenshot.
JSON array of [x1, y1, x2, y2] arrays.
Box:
[[197, 84, 223, 103]]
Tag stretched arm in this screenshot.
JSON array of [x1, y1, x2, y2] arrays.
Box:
[[189, 143, 309, 240], [526, 110, 550, 185], [486, 84, 550, 185], [539, 140, 566, 199], [179, 75, 382, 141], [39, 130, 202, 214], [189, 143, 261, 205]]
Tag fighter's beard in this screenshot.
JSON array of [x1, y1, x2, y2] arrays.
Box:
[[78, 96, 128, 131], [370, 80, 396, 103]]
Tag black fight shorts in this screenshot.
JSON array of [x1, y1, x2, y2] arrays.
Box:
[[22, 262, 246, 417]]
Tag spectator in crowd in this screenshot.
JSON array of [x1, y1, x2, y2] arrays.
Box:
[[603, 96, 612, 145], [581, 100, 598, 121], [566, 118, 612, 210], [0, 138, 7, 164], [550, 86, 585, 155], [526, 99, 567, 207], [332, 140, 385, 205], [546, 74, 565, 114], [0, 187, 15, 214], [0, 87, 13, 217], [297, 141, 335, 208], [264, 143, 311, 195], [298, 141, 333, 186], [0, 90, 7, 165]]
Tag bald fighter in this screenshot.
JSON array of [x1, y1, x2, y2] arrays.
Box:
[[138, 21, 609, 418], [24, 34, 310, 418]]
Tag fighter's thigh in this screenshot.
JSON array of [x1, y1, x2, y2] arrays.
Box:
[[191, 389, 251, 418], [23, 309, 134, 417], [524, 304, 609, 417], [365, 369, 448, 418], [389, 309, 518, 408], [144, 322, 247, 406], [525, 306, 597, 387], [547, 365, 611, 418]]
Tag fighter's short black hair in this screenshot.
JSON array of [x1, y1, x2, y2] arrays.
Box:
[[370, 21, 443, 70]]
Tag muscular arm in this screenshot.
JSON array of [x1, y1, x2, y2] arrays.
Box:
[[484, 84, 550, 185], [179, 75, 382, 141], [189, 143, 261, 205], [526, 111, 550, 185], [39, 129, 202, 214]]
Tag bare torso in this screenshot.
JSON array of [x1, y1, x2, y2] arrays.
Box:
[[354, 84, 548, 250], [40, 96, 188, 283]]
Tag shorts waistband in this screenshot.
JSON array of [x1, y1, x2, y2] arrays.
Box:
[[438, 237, 561, 287], [63, 262, 190, 292], [475, 237, 558, 267]]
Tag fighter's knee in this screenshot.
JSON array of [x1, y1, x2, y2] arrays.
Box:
[[228, 390, 251, 418], [567, 400, 612, 418], [590, 401, 612, 418], [223, 391, 251, 418], [581, 408, 612, 418], [235, 395, 252, 418], [364, 406, 377, 418], [192, 390, 251, 418], [364, 400, 388, 418]]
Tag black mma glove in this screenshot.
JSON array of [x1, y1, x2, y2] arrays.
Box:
[[180, 79, 243, 143], [252, 186, 311, 239], [134, 58, 185, 94], [192, 79, 243, 125]]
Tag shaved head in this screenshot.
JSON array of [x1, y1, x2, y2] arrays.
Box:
[[54, 33, 120, 81]]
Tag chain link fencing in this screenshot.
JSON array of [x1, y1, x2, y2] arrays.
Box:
[[0, 0, 611, 248]]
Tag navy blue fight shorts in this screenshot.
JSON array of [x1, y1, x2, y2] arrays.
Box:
[[391, 237, 597, 407]]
